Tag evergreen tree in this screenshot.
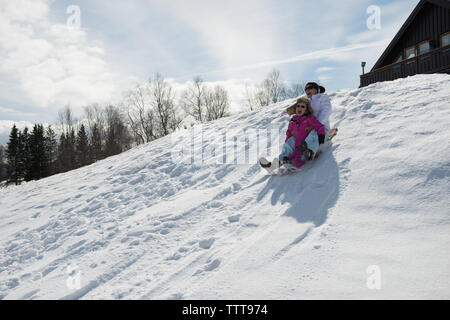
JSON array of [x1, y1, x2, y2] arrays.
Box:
[[56, 132, 68, 173], [27, 124, 49, 181], [45, 125, 58, 176], [20, 127, 31, 181], [56, 128, 76, 173], [105, 126, 122, 157], [104, 105, 128, 157], [67, 128, 76, 170], [0, 145, 7, 182], [75, 124, 90, 167], [90, 123, 103, 162], [6, 125, 20, 185]]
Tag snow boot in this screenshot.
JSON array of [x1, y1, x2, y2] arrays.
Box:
[[259, 157, 280, 174], [299, 141, 314, 162], [270, 157, 280, 170], [259, 157, 271, 168]]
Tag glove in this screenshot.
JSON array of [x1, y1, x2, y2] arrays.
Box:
[[318, 134, 325, 144]]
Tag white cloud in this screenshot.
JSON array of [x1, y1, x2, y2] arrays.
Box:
[[316, 67, 335, 73], [0, 0, 424, 124], [0, 0, 135, 119], [154, 0, 290, 77], [193, 40, 387, 77], [0, 0, 49, 23], [0, 106, 39, 119], [0, 120, 35, 145]]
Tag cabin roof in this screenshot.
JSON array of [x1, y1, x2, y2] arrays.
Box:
[[371, 0, 450, 71]]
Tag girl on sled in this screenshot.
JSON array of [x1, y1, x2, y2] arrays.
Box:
[[260, 96, 325, 172]]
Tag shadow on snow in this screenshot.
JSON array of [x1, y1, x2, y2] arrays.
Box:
[[256, 146, 340, 227]]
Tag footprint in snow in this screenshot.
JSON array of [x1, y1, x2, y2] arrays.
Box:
[[6, 278, 20, 289], [129, 240, 140, 246], [193, 259, 221, 276], [227, 215, 241, 223], [127, 231, 144, 237], [232, 183, 242, 191], [167, 292, 184, 300], [199, 238, 215, 249], [166, 253, 182, 261], [20, 289, 40, 300], [206, 201, 223, 209], [205, 259, 221, 271]]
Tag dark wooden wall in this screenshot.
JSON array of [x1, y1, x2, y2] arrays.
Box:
[[360, 47, 450, 87], [378, 2, 450, 68]]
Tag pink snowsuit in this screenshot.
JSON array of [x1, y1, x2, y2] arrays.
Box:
[[286, 115, 325, 168]]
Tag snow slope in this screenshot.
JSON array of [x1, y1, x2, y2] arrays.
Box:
[[1, 74, 449, 300]]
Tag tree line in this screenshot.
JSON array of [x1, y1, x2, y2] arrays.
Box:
[[125, 73, 231, 144], [2, 104, 135, 185], [1, 69, 306, 185]]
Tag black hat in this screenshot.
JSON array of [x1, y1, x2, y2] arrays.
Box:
[[305, 82, 326, 93]]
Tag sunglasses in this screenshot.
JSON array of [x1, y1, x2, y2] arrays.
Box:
[[305, 86, 315, 91]]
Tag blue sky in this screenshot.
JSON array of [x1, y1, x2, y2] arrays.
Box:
[[0, 0, 419, 131]]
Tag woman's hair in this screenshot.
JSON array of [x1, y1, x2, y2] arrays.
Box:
[[305, 82, 326, 93], [287, 97, 314, 116]]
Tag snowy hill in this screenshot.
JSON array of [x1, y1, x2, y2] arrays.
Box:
[[1, 74, 450, 300]]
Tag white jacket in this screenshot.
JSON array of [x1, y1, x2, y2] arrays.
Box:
[[309, 93, 332, 131]]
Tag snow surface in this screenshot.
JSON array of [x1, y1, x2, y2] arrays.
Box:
[[1, 74, 449, 300]]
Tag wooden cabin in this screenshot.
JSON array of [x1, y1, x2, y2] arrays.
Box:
[[360, 0, 450, 87]]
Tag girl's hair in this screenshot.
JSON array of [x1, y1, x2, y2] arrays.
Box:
[[287, 97, 314, 116]]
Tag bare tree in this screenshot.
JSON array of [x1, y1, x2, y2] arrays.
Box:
[[124, 84, 155, 144], [244, 83, 258, 111], [263, 69, 288, 104], [84, 104, 105, 137], [57, 105, 76, 136], [205, 85, 230, 121], [244, 82, 270, 110], [255, 87, 272, 107], [285, 81, 307, 99], [244, 69, 288, 110], [180, 76, 207, 123], [149, 73, 181, 138]]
